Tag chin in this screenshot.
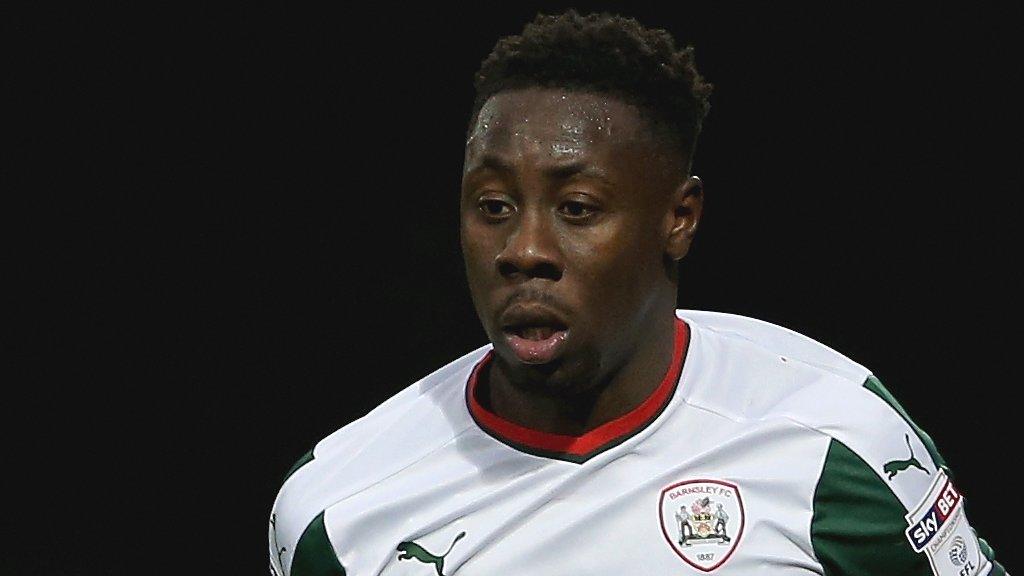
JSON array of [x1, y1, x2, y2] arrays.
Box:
[[494, 349, 600, 398]]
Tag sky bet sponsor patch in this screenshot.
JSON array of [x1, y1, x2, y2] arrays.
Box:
[[904, 470, 984, 576]]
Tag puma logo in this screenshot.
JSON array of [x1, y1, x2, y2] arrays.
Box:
[[396, 531, 466, 576], [269, 513, 286, 575], [884, 434, 931, 480]]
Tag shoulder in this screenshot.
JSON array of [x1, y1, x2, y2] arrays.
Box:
[[676, 309, 892, 444], [677, 309, 941, 499], [297, 341, 491, 481], [268, 342, 492, 576], [676, 310, 1003, 575], [675, 308, 870, 383], [676, 310, 924, 462]]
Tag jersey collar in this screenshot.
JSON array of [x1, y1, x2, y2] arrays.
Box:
[[466, 317, 690, 464]]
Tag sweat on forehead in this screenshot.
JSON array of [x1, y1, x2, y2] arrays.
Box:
[[466, 89, 651, 152], [464, 88, 686, 178]]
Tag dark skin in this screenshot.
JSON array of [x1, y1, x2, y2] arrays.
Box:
[[460, 87, 704, 436]]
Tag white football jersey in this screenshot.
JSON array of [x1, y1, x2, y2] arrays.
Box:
[[269, 310, 1005, 576]]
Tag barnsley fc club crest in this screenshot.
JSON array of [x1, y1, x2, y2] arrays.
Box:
[[659, 479, 745, 572]]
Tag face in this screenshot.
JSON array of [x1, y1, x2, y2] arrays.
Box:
[[460, 87, 701, 393]]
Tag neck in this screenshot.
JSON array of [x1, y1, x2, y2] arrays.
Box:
[[482, 310, 679, 437]]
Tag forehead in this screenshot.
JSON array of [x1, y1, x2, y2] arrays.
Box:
[[464, 88, 654, 166]]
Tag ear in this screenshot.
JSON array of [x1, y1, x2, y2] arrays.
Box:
[[664, 175, 704, 261]]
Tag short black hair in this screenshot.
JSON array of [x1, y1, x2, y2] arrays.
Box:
[[470, 9, 713, 172]]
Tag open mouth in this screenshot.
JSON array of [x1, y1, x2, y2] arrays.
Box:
[[501, 321, 569, 364], [507, 324, 566, 341]]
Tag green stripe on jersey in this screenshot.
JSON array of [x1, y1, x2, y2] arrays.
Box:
[[863, 375, 946, 473], [861, 377, 1007, 575], [291, 511, 346, 576], [283, 448, 315, 483], [811, 439, 932, 575]]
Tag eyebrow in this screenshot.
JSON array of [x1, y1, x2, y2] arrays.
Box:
[[469, 154, 613, 185]]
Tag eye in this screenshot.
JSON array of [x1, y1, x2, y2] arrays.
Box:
[[558, 199, 598, 221], [478, 198, 514, 219]]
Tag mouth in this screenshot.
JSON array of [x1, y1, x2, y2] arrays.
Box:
[[500, 307, 570, 365]]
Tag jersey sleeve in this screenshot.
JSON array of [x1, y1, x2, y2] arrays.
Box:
[[810, 376, 1005, 576], [269, 449, 348, 576]]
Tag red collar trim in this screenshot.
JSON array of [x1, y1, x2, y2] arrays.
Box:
[[466, 318, 690, 462]]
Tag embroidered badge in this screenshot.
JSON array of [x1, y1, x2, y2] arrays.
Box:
[[904, 470, 984, 575], [659, 479, 745, 572]]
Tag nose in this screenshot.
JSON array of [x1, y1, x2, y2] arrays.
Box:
[[495, 207, 563, 281]]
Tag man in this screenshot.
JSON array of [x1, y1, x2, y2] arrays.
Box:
[[270, 10, 1004, 575]]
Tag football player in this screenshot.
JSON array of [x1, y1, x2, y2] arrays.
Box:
[[270, 10, 1005, 576]]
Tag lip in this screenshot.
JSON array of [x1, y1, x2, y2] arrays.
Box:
[[499, 302, 569, 331], [498, 303, 571, 365]]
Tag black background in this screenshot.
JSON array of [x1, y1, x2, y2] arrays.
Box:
[[10, 2, 1020, 575]]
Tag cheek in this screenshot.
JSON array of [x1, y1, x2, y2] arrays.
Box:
[[460, 221, 499, 282], [563, 220, 661, 276], [559, 220, 665, 307]]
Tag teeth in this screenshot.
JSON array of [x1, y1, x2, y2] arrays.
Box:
[[521, 327, 555, 341]]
